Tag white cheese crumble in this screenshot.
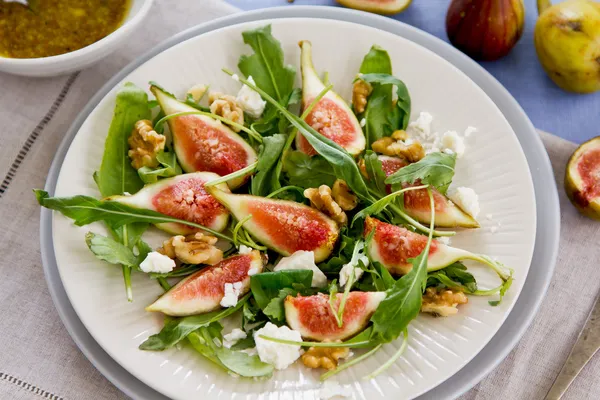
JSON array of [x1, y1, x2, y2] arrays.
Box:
[[231, 73, 240, 82], [220, 281, 243, 308], [360, 118, 366, 127], [223, 328, 247, 349], [406, 111, 471, 157], [139, 252, 175, 274], [238, 244, 253, 255], [464, 126, 477, 137], [448, 187, 480, 219], [319, 380, 353, 399], [437, 236, 451, 246], [441, 130, 465, 158], [254, 322, 302, 370], [236, 76, 266, 119], [248, 267, 259, 276], [490, 226, 499, 234], [339, 241, 368, 287], [273, 250, 327, 288]]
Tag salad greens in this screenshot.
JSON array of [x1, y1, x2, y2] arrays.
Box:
[[34, 24, 515, 382]]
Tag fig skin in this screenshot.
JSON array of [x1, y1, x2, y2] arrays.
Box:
[[446, 0, 525, 61], [564, 136, 600, 220], [336, 0, 412, 15], [534, 0, 600, 93]]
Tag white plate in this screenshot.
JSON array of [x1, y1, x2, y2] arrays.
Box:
[[51, 18, 536, 400]]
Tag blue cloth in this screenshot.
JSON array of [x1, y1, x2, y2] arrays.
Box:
[[228, 0, 599, 144]]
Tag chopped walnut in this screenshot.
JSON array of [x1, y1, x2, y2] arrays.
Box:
[[127, 120, 166, 169], [209, 92, 244, 131], [372, 133, 425, 163], [352, 79, 372, 114], [357, 158, 369, 179], [186, 84, 208, 102], [332, 180, 358, 211], [421, 287, 468, 317], [301, 344, 350, 370], [158, 233, 223, 265], [304, 185, 347, 225]]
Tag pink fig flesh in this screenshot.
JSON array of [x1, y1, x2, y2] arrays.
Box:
[[146, 250, 264, 316], [284, 292, 386, 341]]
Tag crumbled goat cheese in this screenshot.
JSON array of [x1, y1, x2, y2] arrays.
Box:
[[231, 74, 240, 82], [139, 252, 175, 274], [223, 328, 247, 349], [239, 244, 253, 255], [319, 380, 353, 399], [490, 226, 499, 234], [360, 118, 366, 127], [441, 130, 465, 158], [448, 187, 480, 219], [464, 126, 477, 137], [220, 281, 243, 308], [254, 322, 302, 370], [406, 111, 471, 157], [236, 76, 266, 119], [274, 250, 327, 288], [248, 267, 259, 276], [437, 236, 451, 246], [339, 241, 368, 287]]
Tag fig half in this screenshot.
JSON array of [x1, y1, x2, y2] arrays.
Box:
[[565, 136, 600, 219], [109, 172, 230, 235], [207, 188, 339, 263], [364, 217, 491, 275], [151, 85, 257, 189], [146, 250, 264, 316], [284, 292, 386, 341], [336, 0, 412, 15], [296, 40, 366, 157]]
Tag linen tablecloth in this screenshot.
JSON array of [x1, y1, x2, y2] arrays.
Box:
[[1, 1, 599, 399]]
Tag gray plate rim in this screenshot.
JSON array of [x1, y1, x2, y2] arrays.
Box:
[[39, 6, 560, 400]]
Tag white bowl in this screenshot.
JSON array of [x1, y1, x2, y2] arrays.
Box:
[[0, 0, 153, 77]]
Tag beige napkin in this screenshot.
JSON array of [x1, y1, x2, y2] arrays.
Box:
[[1, 1, 599, 399]]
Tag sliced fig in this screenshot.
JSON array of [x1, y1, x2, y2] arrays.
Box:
[[376, 154, 479, 228], [151, 85, 257, 189], [295, 40, 366, 157], [336, 0, 412, 15], [284, 292, 386, 341], [565, 136, 600, 220], [206, 188, 339, 263], [146, 250, 264, 316], [364, 217, 488, 275], [109, 172, 230, 235]]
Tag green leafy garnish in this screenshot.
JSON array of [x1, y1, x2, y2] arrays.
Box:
[[251, 134, 287, 197], [385, 152, 457, 194], [85, 232, 144, 269], [283, 151, 337, 189], [137, 151, 182, 184], [250, 270, 313, 310], [352, 184, 429, 227]]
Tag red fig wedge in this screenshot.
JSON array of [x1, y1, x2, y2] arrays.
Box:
[[109, 172, 230, 235], [295, 40, 366, 157], [151, 85, 257, 189], [565, 136, 600, 220], [377, 155, 479, 228], [146, 250, 264, 316], [364, 217, 494, 276], [206, 188, 339, 263], [336, 0, 412, 15], [284, 292, 385, 341]]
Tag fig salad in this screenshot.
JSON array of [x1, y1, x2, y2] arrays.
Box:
[[35, 25, 513, 381]]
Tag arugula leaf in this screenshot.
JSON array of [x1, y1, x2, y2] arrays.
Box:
[[85, 232, 138, 268], [488, 277, 513, 306], [359, 45, 393, 76], [137, 151, 182, 184], [385, 152, 456, 194], [95, 82, 150, 198], [363, 151, 388, 196], [139, 294, 250, 351], [318, 234, 357, 275], [427, 262, 478, 293], [262, 287, 297, 323], [250, 270, 313, 310], [251, 134, 287, 196], [358, 73, 411, 134], [283, 151, 337, 189]]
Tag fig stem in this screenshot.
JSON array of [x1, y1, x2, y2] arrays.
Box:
[[320, 343, 383, 381], [363, 329, 408, 380], [537, 0, 552, 14], [154, 111, 263, 143], [257, 335, 374, 348], [203, 161, 258, 187]]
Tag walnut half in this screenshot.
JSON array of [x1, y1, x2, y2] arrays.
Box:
[[128, 120, 166, 170], [372, 130, 425, 163], [352, 79, 372, 114], [209, 92, 244, 131], [304, 185, 347, 225], [301, 345, 350, 370], [421, 287, 468, 317], [158, 233, 223, 265], [332, 179, 358, 211]]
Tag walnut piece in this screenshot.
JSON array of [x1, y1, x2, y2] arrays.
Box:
[[332, 179, 358, 211], [128, 120, 166, 169], [158, 233, 223, 265], [304, 185, 347, 225], [372, 131, 425, 163], [357, 158, 369, 179], [186, 84, 208, 102], [301, 345, 350, 370], [421, 287, 468, 317], [352, 79, 372, 114], [209, 92, 244, 131]]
